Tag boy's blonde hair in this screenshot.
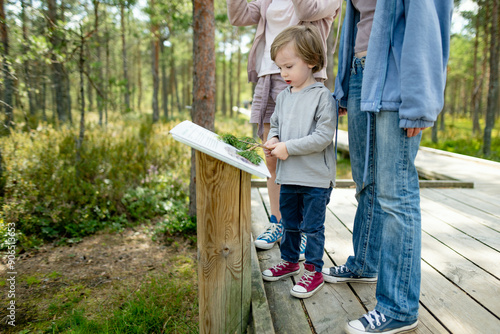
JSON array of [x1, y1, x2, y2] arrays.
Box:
[[270, 25, 325, 73]]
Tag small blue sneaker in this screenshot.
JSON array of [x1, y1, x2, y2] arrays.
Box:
[[299, 234, 307, 261], [254, 215, 283, 250], [345, 310, 418, 334], [322, 264, 377, 283]]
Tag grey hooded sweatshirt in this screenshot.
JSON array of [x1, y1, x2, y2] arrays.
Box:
[[268, 82, 336, 188]]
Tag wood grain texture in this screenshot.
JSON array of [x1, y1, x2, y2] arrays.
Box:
[[196, 152, 251, 334]]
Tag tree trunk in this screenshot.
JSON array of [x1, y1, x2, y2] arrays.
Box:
[[121, 3, 131, 112], [172, 49, 182, 113], [0, 0, 13, 131], [41, 67, 47, 122], [471, 10, 481, 134], [0, 147, 5, 197], [483, 0, 499, 156], [152, 37, 160, 122], [104, 9, 109, 124], [65, 66, 72, 123], [151, 10, 160, 123], [77, 29, 86, 166], [22, 0, 36, 116], [86, 45, 94, 112], [47, 0, 69, 123], [222, 51, 227, 116], [137, 37, 142, 111], [229, 28, 235, 117], [94, 0, 104, 126], [191, 0, 216, 216], [236, 36, 242, 109], [161, 41, 169, 119]]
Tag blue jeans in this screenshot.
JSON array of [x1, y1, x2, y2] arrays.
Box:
[[346, 58, 422, 321], [279, 185, 332, 272]]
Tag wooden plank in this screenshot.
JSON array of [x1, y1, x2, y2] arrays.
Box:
[[241, 172, 252, 331], [432, 188, 500, 219], [259, 244, 312, 333], [420, 221, 500, 316], [325, 188, 450, 334], [254, 188, 312, 333], [251, 188, 270, 239], [252, 179, 474, 189], [302, 209, 367, 334], [259, 187, 368, 333], [420, 260, 500, 333], [196, 152, 250, 334], [447, 188, 500, 209], [252, 178, 357, 189], [418, 180, 474, 188], [420, 191, 500, 251], [250, 236, 275, 334], [422, 189, 500, 233], [250, 187, 275, 334]]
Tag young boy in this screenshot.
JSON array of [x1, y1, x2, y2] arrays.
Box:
[[261, 25, 336, 299]]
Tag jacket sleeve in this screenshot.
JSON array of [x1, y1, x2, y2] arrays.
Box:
[[226, 0, 262, 26], [398, 0, 453, 129], [286, 92, 336, 156], [292, 0, 341, 22]]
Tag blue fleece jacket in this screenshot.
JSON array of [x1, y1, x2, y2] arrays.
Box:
[[334, 0, 453, 129]]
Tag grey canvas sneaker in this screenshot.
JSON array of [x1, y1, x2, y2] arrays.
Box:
[[345, 310, 418, 334], [322, 264, 377, 283]]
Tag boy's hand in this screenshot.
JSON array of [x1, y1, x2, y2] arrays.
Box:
[[263, 137, 279, 157], [268, 142, 289, 160], [339, 107, 347, 116]]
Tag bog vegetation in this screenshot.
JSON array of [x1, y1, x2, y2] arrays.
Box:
[[0, 0, 499, 332]]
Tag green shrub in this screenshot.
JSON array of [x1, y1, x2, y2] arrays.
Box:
[[0, 115, 192, 249]]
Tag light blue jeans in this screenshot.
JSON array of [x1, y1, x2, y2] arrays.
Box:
[[346, 57, 422, 321]]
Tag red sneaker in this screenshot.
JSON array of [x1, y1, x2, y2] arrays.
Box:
[[291, 263, 324, 298], [262, 260, 300, 282]]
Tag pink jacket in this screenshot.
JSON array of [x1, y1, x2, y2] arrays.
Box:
[[227, 0, 341, 82]]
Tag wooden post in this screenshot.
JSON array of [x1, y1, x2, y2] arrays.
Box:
[[196, 151, 252, 334]]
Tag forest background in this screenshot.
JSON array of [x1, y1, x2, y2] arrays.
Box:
[[0, 0, 499, 332]]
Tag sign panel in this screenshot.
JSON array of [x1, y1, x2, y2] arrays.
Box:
[[169, 120, 271, 179]]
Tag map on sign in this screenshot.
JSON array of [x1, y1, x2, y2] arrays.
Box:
[[169, 120, 271, 179]]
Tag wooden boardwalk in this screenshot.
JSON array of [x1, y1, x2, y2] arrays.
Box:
[[249, 130, 500, 334]]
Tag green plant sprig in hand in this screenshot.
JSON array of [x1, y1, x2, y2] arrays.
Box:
[[219, 133, 264, 165]]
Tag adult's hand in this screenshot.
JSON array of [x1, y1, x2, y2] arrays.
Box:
[[405, 127, 427, 138]]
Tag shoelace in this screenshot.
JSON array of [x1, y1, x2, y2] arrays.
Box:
[[270, 260, 289, 271], [297, 269, 314, 286], [334, 265, 350, 274], [363, 310, 386, 329], [258, 223, 281, 240]]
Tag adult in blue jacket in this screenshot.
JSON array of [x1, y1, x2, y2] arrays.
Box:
[[322, 1, 453, 333]]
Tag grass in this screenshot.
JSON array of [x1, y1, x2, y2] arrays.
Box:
[[1, 244, 198, 334], [339, 115, 500, 162], [45, 274, 198, 334], [421, 116, 500, 162]]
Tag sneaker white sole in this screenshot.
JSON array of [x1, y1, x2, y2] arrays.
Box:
[[254, 241, 275, 250], [345, 319, 418, 334], [290, 281, 324, 299], [322, 274, 377, 284], [262, 269, 300, 282]]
